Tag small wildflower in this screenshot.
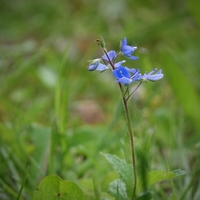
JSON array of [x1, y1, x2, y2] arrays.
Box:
[[141, 69, 164, 82], [121, 37, 138, 60], [88, 59, 101, 71], [88, 36, 163, 86], [88, 51, 126, 72], [112, 66, 141, 85]]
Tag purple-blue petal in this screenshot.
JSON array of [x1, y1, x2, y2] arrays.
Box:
[[116, 77, 132, 85], [132, 73, 143, 82], [127, 68, 138, 74], [112, 66, 130, 79], [148, 68, 157, 75], [102, 50, 117, 62], [126, 55, 138, 60], [148, 74, 163, 81], [156, 69, 163, 74], [114, 60, 126, 68], [96, 63, 108, 71], [121, 45, 137, 55], [142, 69, 164, 81], [121, 37, 127, 46], [88, 62, 99, 71], [121, 37, 138, 60]]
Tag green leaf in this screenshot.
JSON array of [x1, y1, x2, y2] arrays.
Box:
[[28, 123, 51, 187], [33, 174, 86, 200], [136, 169, 186, 195], [17, 165, 30, 200], [101, 153, 133, 198], [109, 179, 129, 200], [55, 45, 70, 133], [136, 191, 153, 200]]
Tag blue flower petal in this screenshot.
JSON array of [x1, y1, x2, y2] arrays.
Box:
[[142, 69, 164, 82], [126, 55, 138, 60], [121, 37, 127, 46], [121, 37, 138, 60], [127, 68, 137, 74], [116, 77, 132, 85], [88, 62, 99, 71], [113, 66, 143, 85], [96, 63, 108, 72], [132, 73, 143, 82], [114, 60, 126, 68], [146, 74, 163, 81], [121, 45, 137, 55], [113, 66, 130, 79], [102, 50, 117, 62], [148, 68, 157, 75]]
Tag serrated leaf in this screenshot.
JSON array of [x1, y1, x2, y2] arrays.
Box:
[[101, 153, 134, 198], [109, 179, 129, 200], [136, 169, 186, 195], [33, 174, 86, 200]]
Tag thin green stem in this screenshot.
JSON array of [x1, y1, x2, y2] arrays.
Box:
[[126, 82, 142, 101], [102, 50, 115, 70], [119, 84, 137, 199], [102, 46, 137, 198], [123, 86, 129, 98]]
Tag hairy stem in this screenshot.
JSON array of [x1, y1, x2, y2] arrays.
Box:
[[103, 47, 137, 198], [119, 84, 137, 199]]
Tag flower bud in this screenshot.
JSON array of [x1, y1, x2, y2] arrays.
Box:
[[88, 59, 101, 71], [97, 36, 106, 49]]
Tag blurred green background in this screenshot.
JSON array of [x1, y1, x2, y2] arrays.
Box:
[[0, 0, 200, 199]]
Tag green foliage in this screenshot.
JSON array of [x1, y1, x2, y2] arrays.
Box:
[[101, 153, 134, 198], [28, 124, 51, 188], [188, 0, 200, 26], [136, 191, 153, 200], [0, 0, 200, 199], [17, 166, 30, 200], [160, 51, 200, 132], [101, 153, 186, 199], [33, 174, 86, 200], [137, 169, 186, 195], [54, 45, 71, 134], [109, 179, 129, 200]]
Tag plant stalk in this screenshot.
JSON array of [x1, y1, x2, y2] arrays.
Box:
[[119, 84, 137, 199], [103, 48, 137, 199]]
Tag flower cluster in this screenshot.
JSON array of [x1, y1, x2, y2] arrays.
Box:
[[88, 37, 163, 86]]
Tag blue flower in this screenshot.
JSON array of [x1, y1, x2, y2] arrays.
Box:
[[88, 50, 126, 72], [95, 60, 126, 72], [112, 66, 142, 85], [113, 66, 163, 85], [141, 69, 164, 82], [88, 59, 101, 71], [121, 37, 138, 60], [88, 37, 164, 87]]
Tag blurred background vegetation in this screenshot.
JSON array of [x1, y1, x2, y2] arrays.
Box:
[[0, 0, 200, 199]]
